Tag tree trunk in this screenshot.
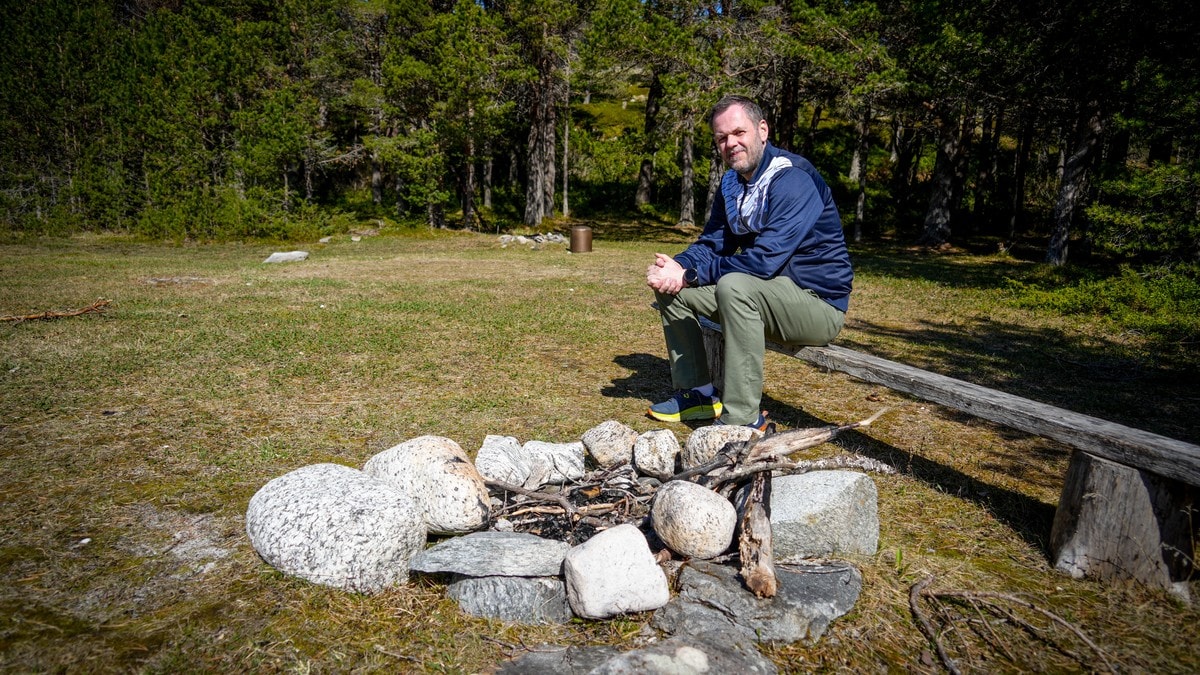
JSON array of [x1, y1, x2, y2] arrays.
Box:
[[678, 116, 695, 227], [704, 145, 722, 227], [482, 142, 493, 209], [371, 152, 383, 205], [635, 73, 663, 208], [969, 109, 998, 227], [889, 116, 919, 194], [524, 63, 557, 228], [848, 106, 871, 242], [562, 83, 570, 219], [802, 105, 822, 158], [1046, 104, 1103, 266], [462, 141, 477, 230], [917, 112, 964, 246], [1006, 114, 1034, 246], [775, 60, 800, 152]]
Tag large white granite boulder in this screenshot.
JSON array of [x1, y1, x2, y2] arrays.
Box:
[[245, 463, 426, 593], [651, 480, 737, 559], [364, 436, 490, 535], [562, 524, 670, 619]]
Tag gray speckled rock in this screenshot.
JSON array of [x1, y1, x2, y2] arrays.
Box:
[[651, 480, 737, 559], [681, 425, 761, 469], [475, 435, 531, 486], [633, 429, 680, 481], [446, 576, 572, 624], [589, 631, 778, 674], [581, 420, 639, 468], [245, 463, 426, 593], [770, 471, 879, 560], [522, 440, 586, 488], [494, 632, 776, 674], [409, 531, 568, 577], [562, 524, 670, 619], [364, 436, 490, 535]]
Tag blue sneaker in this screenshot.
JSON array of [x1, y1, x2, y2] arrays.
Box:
[[714, 411, 770, 431], [647, 389, 723, 422]]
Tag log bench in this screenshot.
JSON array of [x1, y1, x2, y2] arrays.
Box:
[[696, 316, 1198, 599]]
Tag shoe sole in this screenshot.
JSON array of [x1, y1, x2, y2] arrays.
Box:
[[647, 402, 723, 423]]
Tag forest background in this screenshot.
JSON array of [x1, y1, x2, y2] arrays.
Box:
[[2, 0, 1199, 309]]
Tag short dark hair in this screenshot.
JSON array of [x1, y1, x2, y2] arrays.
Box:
[[708, 95, 764, 127]]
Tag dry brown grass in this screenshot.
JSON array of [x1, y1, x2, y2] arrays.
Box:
[[1, 228, 1197, 673]]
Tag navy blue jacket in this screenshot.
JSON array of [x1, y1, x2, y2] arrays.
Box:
[[674, 143, 853, 312]]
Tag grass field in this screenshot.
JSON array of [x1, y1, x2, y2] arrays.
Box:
[[2, 226, 1197, 672]]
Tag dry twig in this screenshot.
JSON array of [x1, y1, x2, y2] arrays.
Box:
[[1, 299, 110, 322], [910, 575, 1119, 674], [910, 575, 961, 674], [484, 479, 577, 517]]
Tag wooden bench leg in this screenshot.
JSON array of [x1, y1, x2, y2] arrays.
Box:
[[1050, 451, 1196, 601], [702, 326, 725, 393]]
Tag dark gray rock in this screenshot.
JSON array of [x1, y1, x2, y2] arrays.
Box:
[[446, 576, 571, 624], [651, 559, 862, 644], [409, 531, 568, 577]]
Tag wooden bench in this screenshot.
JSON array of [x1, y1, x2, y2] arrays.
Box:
[[697, 316, 1199, 599]]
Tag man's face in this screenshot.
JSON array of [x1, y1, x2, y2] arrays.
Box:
[[712, 105, 769, 180]]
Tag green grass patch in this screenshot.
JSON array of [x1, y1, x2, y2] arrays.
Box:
[[1, 230, 1197, 672]]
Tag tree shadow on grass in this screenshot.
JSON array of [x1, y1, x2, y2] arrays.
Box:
[[839, 315, 1200, 445], [601, 352, 1059, 556]]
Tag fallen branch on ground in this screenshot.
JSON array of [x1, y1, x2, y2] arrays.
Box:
[[909, 574, 1118, 674], [2, 299, 110, 322]]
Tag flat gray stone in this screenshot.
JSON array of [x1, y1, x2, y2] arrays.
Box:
[[409, 531, 568, 577], [589, 631, 777, 674], [494, 645, 622, 675], [651, 559, 862, 644], [770, 471, 879, 560], [262, 250, 309, 263], [494, 631, 775, 675], [446, 576, 571, 624]]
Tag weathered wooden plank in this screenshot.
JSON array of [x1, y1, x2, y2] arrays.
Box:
[[697, 318, 1200, 487]]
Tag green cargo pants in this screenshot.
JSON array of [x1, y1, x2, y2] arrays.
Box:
[[654, 272, 845, 425]]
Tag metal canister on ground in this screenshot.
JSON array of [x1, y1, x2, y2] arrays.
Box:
[[569, 225, 592, 253]]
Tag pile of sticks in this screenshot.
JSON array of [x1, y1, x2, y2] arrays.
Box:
[[485, 409, 895, 596]]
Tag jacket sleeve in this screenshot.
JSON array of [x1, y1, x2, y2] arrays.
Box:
[[676, 168, 823, 285], [673, 184, 732, 278]]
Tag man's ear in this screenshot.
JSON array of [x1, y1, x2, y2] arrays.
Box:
[[758, 119, 769, 144]]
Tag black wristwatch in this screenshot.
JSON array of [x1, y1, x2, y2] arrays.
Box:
[[683, 268, 699, 287]]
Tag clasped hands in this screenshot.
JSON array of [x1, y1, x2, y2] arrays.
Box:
[[646, 253, 686, 295]]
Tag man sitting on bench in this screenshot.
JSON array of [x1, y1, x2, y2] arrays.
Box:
[[645, 95, 854, 429]]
